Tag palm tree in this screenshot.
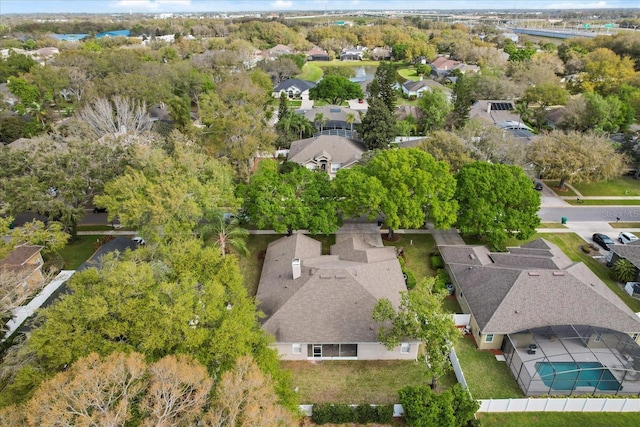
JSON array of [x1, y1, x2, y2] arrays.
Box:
[[314, 113, 326, 133], [200, 211, 249, 258], [346, 112, 356, 132]]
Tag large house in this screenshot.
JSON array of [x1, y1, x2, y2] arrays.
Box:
[[0, 244, 45, 290], [340, 46, 367, 61], [401, 78, 452, 99], [256, 233, 420, 360], [440, 238, 640, 396], [306, 45, 330, 61], [469, 100, 535, 140], [273, 78, 317, 99], [287, 134, 365, 178]]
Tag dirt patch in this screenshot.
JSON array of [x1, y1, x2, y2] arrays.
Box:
[[381, 234, 400, 242]]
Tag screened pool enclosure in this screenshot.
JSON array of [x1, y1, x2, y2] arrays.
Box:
[[503, 325, 640, 396]]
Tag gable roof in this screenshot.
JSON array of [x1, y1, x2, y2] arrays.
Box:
[[0, 245, 43, 272], [440, 238, 640, 335], [430, 56, 461, 70], [610, 243, 640, 270], [288, 134, 366, 167], [307, 45, 329, 56], [402, 79, 450, 94], [256, 234, 406, 343], [274, 78, 317, 92]]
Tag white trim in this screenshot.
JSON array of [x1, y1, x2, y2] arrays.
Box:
[[485, 333, 494, 343], [292, 343, 302, 354]]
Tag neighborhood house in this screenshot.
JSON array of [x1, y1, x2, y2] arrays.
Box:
[[287, 134, 365, 178], [256, 233, 420, 360], [440, 238, 640, 396]]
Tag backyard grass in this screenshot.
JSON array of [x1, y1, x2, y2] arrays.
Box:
[[283, 359, 456, 404], [455, 336, 523, 399], [396, 66, 420, 82], [58, 235, 103, 269], [442, 296, 462, 314], [381, 233, 438, 282], [297, 62, 323, 81], [297, 60, 380, 82], [238, 234, 283, 297], [478, 412, 640, 427], [573, 176, 640, 197]]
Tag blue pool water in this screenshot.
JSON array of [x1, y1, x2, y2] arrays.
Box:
[[535, 362, 621, 391]]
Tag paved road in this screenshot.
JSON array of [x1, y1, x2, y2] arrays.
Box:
[[538, 206, 640, 223]]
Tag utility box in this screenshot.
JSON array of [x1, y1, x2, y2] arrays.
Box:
[[561, 217, 567, 225]]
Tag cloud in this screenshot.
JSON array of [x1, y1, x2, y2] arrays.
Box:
[[545, 1, 609, 7], [112, 0, 192, 10], [271, 0, 293, 8]]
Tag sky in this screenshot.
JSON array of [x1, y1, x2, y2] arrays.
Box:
[[0, 0, 639, 15]]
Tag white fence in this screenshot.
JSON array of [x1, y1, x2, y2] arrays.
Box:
[[479, 398, 640, 413], [452, 314, 470, 327], [449, 347, 468, 390]]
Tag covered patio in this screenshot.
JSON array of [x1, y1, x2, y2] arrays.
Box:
[[503, 325, 640, 396]]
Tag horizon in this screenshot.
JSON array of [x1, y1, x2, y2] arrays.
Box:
[[1, 0, 639, 15]]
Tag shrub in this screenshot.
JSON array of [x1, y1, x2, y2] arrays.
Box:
[[399, 384, 479, 427], [431, 255, 444, 269], [312, 404, 394, 424], [611, 258, 638, 283], [405, 270, 417, 290]]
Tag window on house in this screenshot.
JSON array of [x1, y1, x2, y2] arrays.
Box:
[[292, 343, 302, 354], [400, 343, 411, 354], [485, 334, 494, 343], [594, 333, 602, 343], [632, 333, 639, 341], [330, 163, 342, 173]]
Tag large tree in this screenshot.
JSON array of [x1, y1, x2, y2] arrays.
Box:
[[358, 98, 396, 150], [337, 148, 458, 238], [309, 75, 363, 105], [528, 131, 627, 190], [367, 61, 397, 112], [417, 131, 473, 174], [241, 160, 340, 235], [0, 238, 295, 409], [455, 162, 541, 250], [417, 88, 452, 132], [95, 145, 238, 244], [373, 278, 459, 389]]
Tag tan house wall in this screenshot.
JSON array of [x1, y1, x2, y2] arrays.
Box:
[[274, 342, 420, 361]]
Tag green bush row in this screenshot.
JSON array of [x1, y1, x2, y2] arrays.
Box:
[[311, 403, 394, 424]]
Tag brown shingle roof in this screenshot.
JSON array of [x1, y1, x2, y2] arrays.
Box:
[[441, 238, 640, 335], [256, 234, 406, 343], [0, 245, 43, 268]]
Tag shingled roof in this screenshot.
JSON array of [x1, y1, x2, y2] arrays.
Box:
[[256, 234, 405, 343], [288, 134, 365, 168], [0, 245, 43, 273], [441, 238, 640, 335]]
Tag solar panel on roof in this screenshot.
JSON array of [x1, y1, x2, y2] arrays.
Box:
[[491, 102, 514, 111]]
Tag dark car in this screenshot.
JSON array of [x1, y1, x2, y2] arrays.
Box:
[[93, 207, 107, 213], [592, 233, 614, 251], [534, 181, 543, 191]]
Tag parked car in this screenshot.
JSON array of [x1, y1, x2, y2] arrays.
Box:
[[132, 236, 146, 246], [534, 181, 543, 191], [93, 206, 107, 213], [618, 232, 639, 245], [592, 233, 614, 251]]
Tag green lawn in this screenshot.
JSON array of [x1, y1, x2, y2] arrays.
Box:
[[381, 233, 438, 282], [545, 180, 578, 197], [58, 235, 103, 269], [610, 222, 640, 228], [573, 176, 640, 197], [442, 296, 462, 314], [455, 337, 523, 399], [297, 62, 323, 81], [538, 223, 567, 229], [283, 359, 456, 404], [478, 412, 640, 427], [396, 66, 421, 82], [297, 59, 381, 82]]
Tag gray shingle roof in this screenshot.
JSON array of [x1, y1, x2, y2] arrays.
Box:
[[610, 244, 640, 270], [402, 79, 450, 94], [288, 134, 366, 167], [441, 238, 640, 335], [256, 234, 406, 343], [274, 78, 316, 93]]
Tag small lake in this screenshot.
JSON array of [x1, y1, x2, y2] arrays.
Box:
[[349, 65, 378, 83]]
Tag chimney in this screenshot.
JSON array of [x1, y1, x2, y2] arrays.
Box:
[[292, 258, 301, 279]]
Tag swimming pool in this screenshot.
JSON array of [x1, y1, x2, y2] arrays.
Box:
[[535, 362, 621, 391]]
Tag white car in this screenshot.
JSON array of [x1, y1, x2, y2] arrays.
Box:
[[132, 236, 146, 246], [618, 232, 639, 245]]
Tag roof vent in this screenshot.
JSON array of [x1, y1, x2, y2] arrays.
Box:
[[528, 272, 540, 276], [319, 274, 332, 279], [469, 253, 476, 260], [335, 274, 346, 279], [292, 258, 301, 279], [552, 272, 565, 276]]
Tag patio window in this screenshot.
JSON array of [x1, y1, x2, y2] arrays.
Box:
[[485, 334, 494, 343], [307, 343, 358, 358], [401, 343, 411, 354], [292, 343, 302, 354]]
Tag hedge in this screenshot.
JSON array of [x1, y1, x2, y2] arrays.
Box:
[[311, 403, 394, 425]]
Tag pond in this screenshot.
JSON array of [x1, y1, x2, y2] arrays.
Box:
[[349, 65, 378, 83]]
